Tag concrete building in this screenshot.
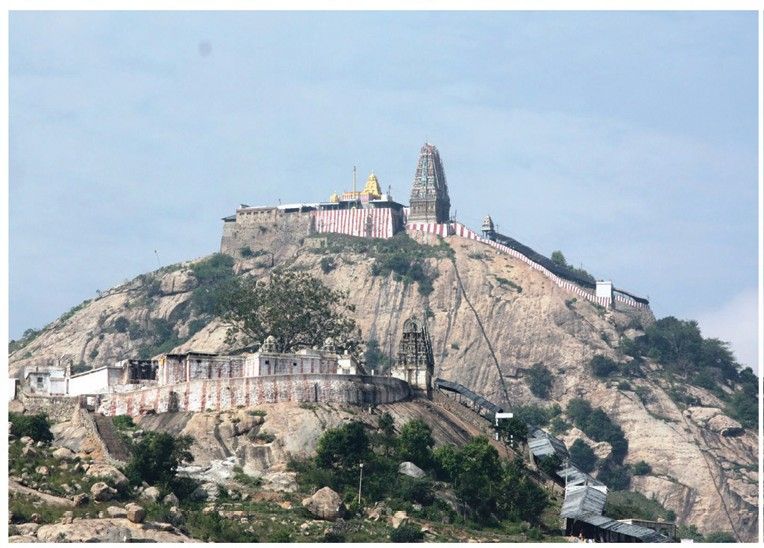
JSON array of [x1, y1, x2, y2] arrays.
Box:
[[391, 316, 434, 397], [23, 366, 67, 396], [156, 352, 246, 386]]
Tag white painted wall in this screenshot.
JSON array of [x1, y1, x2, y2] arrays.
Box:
[[596, 281, 613, 300], [68, 367, 122, 395]]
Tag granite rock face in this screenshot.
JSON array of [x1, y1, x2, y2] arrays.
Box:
[[9, 233, 758, 540]]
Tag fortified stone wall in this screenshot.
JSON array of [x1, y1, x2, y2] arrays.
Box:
[[16, 390, 83, 423], [98, 374, 411, 416], [220, 211, 313, 256]]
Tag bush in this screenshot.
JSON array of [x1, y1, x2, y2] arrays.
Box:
[[632, 460, 652, 476], [569, 439, 597, 473], [566, 399, 628, 463], [319, 257, 336, 274], [617, 381, 631, 391], [726, 391, 758, 430], [390, 523, 424, 542], [605, 490, 674, 522], [125, 432, 194, 488], [113, 316, 130, 333], [112, 415, 135, 430], [9, 412, 53, 442], [525, 363, 553, 399], [597, 459, 631, 490], [185, 509, 259, 542], [240, 246, 254, 258], [512, 403, 559, 427], [590, 355, 619, 378]]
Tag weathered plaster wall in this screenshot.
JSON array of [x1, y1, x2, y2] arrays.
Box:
[[16, 391, 82, 423], [99, 374, 411, 416]]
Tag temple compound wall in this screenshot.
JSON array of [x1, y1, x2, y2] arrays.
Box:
[[97, 374, 411, 417]]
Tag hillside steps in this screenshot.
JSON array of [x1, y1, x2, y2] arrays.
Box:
[[91, 413, 131, 463]]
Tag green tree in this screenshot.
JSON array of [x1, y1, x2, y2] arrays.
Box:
[[569, 439, 597, 473], [218, 270, 360, 354], [597, 459, 631, 490], [364, 339, 394, 375], [525, 363, 553, 399], [125, 432, 194, 488], [496, 417, 528, 448], [497, 458, 548, 524], [432, 444, 460, 482], [397, 420, 434, 469], [316, 421, 370, 471], [377, 412, 396, 455], [551, 251, 567, 267], [451, 437, 503, 523], [537, 453, 563, 477]]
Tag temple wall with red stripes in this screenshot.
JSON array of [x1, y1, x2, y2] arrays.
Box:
[[97, 374, 411, 417]]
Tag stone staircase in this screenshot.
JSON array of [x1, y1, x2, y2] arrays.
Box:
[[91, 413, 131, 463]]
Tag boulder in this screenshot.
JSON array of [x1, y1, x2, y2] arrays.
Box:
[[35, 466, 50, 476], [168, 506, 184, 526], [52, 447, 76, 460], [13, 523, 40, 536], [162, 492, 180, 506], [20, 436, 34, 446], [90, 482, 117, 502], [85, 464, 129, 490], [60, 511, 74, 525], [125, 503, 145, 524], [398, 461, 426, 479], [21, 446, 37, 458], [139, 486, 161, 503], [106, 506, 127, 518], [301, 487, 345, 521], [72, 493, 89, 507], [389, 510, 409, 529]]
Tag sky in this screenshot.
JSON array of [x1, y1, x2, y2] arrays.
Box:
[[8, 11, 760, 371]]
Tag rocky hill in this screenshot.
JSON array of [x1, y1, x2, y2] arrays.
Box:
[[9, 229, 758, 541]]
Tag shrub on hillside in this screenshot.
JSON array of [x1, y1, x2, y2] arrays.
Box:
[[569, 439, 597, 473], [597, 459, 631, 490], [632, 460, 652, 476], [566, 398, 628, 463], [525, 363, 553, 399], [125, 432, 194, 488], [390, 523, 424, 542], [9, 412, 53, 443], [590, 355, 619, 378]]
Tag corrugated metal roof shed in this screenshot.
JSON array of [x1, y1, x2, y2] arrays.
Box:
[[570, 513, 673, 543], [528, 429, 569, 459], [433, 378, 504, 414], [561, 485, 607, 517], [557, 465, 605, 488]]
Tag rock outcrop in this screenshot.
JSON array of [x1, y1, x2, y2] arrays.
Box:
[[8, 232, 758, 540]]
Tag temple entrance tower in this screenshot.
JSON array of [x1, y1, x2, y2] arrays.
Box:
[[408, 143, 451, 223], [482, 215, 496, 241], [391, 316, 434, 398]]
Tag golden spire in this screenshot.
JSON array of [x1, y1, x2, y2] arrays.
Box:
[[361, 171, 382, 199]]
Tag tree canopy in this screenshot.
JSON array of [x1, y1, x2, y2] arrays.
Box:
[[218, 270, 361, 354]]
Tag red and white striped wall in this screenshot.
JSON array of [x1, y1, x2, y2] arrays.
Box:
[[405, 221, 648, 311], [312, 208, 395, 239]]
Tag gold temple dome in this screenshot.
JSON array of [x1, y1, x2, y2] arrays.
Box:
[[361, 172, 382, 199]]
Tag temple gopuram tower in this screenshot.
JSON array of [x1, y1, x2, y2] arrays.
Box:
[[408, 143, 451, 223], [391, 316, 434, 398]]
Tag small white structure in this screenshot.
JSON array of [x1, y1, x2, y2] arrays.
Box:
[[23, 366, 66, 396], [596, 280, 613, 302], [67, 366, 125, 396]]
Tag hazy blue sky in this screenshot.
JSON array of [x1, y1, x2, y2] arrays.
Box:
[[9, 11, 760, 370]]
